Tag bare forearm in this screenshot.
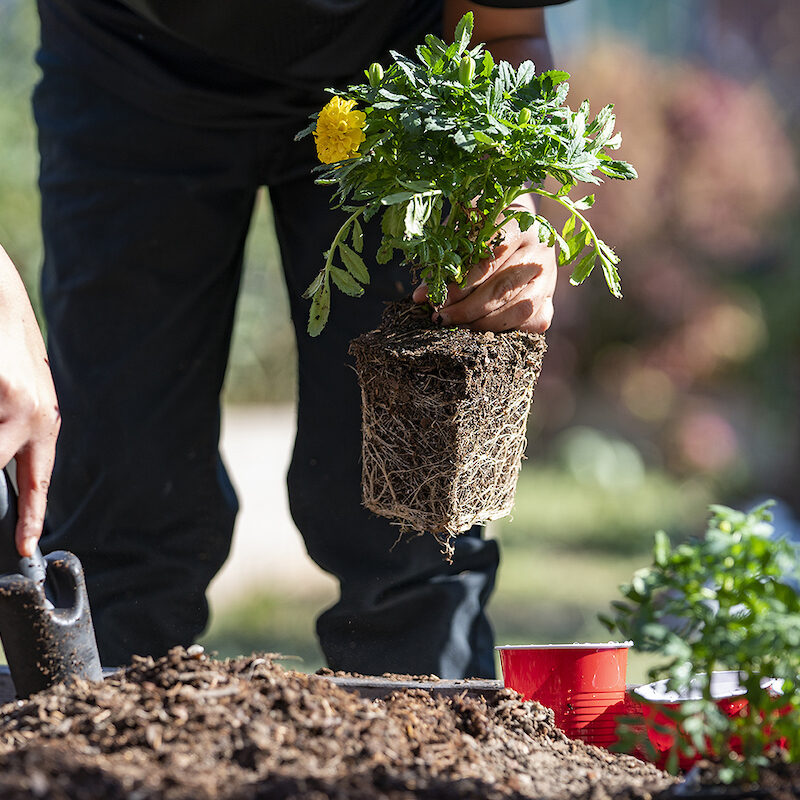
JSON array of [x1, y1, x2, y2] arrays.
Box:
[[0, 245, 60, 554], [481, 34, 553, 72], [444, 1, 554, 71]]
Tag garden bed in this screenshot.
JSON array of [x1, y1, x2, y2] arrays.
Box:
[[0, 647, 675, 800]]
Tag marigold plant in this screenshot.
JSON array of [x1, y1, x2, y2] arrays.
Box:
[[297, 13, 637, 335]]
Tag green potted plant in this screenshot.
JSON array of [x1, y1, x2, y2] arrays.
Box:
[[603, 502, 800, 784], [298, 13, 636, 551]]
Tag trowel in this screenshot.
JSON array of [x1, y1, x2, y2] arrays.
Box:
[[0, 468, 102, 698]]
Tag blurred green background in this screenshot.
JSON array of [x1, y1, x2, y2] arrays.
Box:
[[1, 0, 798, 684]]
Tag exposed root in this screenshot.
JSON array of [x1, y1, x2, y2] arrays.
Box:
[[350, 299, 546, 553]]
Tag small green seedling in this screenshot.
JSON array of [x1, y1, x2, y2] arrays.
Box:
[[602, 502, 800, 782]]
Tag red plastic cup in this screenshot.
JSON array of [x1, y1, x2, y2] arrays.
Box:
[[497, 642, 632, 747]]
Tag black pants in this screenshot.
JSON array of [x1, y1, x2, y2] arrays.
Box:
[[33, 33, 499, 678]]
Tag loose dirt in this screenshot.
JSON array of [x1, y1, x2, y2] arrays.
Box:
[[0, 647, 675, 800]]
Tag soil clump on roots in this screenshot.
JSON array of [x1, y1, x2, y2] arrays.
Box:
[[0, 647, 675, 800], [350, 299, 546, 554]]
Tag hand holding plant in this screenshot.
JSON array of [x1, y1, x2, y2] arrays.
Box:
[[410, 210, 558, 333], [297, 12, 636, 335]]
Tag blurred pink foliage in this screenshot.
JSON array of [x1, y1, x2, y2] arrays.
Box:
[[531, 41, 799, 499], [565, 42, 797, 258]]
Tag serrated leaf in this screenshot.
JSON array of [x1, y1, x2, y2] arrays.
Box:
[[391, 52, 420, 87], [352, 218, 363, 252], [381, 203, 405, 237], [515, 60, 536, 88], [569, 250, 596, 284], [599, 240, 619, 264], [485, 114, 510, 136], [400, 110, 422, 135], [329, 266, 364, 296], [560, 226, 588, 265], [514, 211, 536, 232], [416, 44, 433, 66], [381, 191, 415, 205], [599, 251, 622, 297], [453, 128, 476, 151], [294, 116, 318, 141], [568, 103, 588, 157], [398, 179, 439, 193], [561, 213, 576, 240], [376, 241, 394, 264], [498, 61, 514, 93], [453, 11, 473, 57], [481, 50, 494, 78], [302, 269, 325, 300], [573, 194, 596, 210], [307, 277, 330, 337], [592, 110, 617, 150], [542, 69, 570, 85], [586, 103, 614, 135], [424, 34, 447, 63], [371, 100, 403, 110], [599, 159, 638, 180], [378, 88, 408, 102], [538, 217, 566, 251], [339, 243, 370, 283], [404, 194, 432, 237], [424, 115, 455, 132], [473, 130, 497, 146]]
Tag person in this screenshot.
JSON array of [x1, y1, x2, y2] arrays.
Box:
[[31, 0, 566, 676], [0, 245, 60, 558]]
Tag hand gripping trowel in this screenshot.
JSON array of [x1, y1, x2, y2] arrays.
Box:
[[0, 468, 102, 698]]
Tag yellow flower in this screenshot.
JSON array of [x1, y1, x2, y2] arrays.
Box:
[[314, 97, 366, 164]]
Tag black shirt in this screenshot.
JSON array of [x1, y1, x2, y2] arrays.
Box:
[[37, 0, 570, 129]]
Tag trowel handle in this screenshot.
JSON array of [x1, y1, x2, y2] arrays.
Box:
[[0, 469, 48, 584]]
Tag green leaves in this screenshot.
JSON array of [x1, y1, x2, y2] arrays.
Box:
[[307, 275, 330, 337], [339, 243, 369, 283], [599, 157, 639, 180], [329, 266, 363, 296], [603, 501, 800, 781], [303, 11, 637, 332], [452, 11, 474, 57], [304, 208, 370, 335]]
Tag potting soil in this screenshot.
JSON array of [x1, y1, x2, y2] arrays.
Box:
[[0, 647, 676, 800], [350, 298, 546, 552]]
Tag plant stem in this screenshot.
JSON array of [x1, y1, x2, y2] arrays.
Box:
[[324, 206, 367, 274], [531, 188, 597, 246]]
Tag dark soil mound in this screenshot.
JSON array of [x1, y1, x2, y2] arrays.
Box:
[[0, 647, 674, 800]]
